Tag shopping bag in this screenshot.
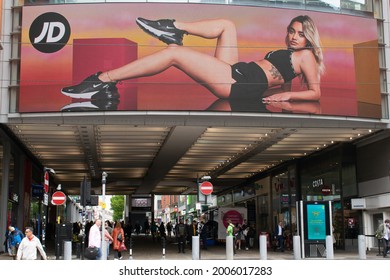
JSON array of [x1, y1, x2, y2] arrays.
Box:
[[119, 242, 127, 252]]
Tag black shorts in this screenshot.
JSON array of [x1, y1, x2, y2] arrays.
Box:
[[230, 62, 268, 99]]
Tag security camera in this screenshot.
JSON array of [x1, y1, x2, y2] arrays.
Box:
[[201, 175, 211, 181], [45, 167, 56, 174], [102, 172, 108, 177], [57, 184, 62, 191]]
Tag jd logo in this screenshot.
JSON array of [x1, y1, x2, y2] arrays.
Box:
[[29, 12, 70, 53]]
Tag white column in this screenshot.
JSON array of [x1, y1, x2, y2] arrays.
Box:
[[293, 235, 301, 260], [358, 235, 366, 260], [326, 235, 334, 259], [192, 236, 200, 260], [226, 236, 234, 260]]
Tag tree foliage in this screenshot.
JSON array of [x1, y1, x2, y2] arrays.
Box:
[[110, 195, 124, 221]]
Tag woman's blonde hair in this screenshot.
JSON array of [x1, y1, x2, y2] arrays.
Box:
[[285, 15, 325, 79]]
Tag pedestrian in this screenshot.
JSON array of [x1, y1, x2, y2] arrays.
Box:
[[104, 221, 114, 259], [226, 219, 236, 254], [199, 220, 208, 250], [112, 221, 125, 260], [151, 221, 157, 242], [159, 222, 166, 239], [242, 219, 249, 250], [376, 219, 390, 258], [274, 221, 285, 252], [88, 219, 102, 260], [7, 226, 24, 259], [176, 219, 187, 253], [166, 221, 172, 238], [16, 227, 47, 260], [235, 223, 243, 250]]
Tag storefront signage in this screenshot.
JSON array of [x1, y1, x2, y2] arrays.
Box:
[[351, 198, 366, 209], [312, 179, 324, 188]]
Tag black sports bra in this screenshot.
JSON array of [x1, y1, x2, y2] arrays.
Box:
[[264, 49, 297, 82]]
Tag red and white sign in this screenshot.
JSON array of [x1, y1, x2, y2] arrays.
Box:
[[51, 191, 66, 206], [44, 171, 49, 193], [200, 181, 213, 195]]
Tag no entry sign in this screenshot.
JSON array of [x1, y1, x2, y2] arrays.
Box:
[[52, 191, 66, 206], [200, 181, 213, 195]]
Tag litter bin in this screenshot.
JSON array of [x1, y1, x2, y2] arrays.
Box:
[[55, 223, 72, 259]]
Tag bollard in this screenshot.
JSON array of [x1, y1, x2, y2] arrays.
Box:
[[128, 237, 133, 260], [101, 239, 107, 260], [326, 235, 334, 259], [259, 235, 267, 260], [293, 235, 301, 260], [76, 243, 81, 259], [226, 236, 234, 260], [192, 236, 200, 260], [358, 235, 366, 259], [64, 241, 72, 260], [56, 240, 61, 260], [162, 237, 166, 259]]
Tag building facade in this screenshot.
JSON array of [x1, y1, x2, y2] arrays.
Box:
[[0, 0, 389, 253]]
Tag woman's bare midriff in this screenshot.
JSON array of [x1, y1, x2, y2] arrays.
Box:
[[255, 60, 285, 88]]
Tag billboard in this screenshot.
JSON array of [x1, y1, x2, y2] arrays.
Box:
[[19, 3, 380, 118], [217, 207, 246, 240], [306, 204, 327, 240]]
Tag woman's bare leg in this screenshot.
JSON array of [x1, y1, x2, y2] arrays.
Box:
[[99, 45, 234, 98], [175, 19, 238, 64]]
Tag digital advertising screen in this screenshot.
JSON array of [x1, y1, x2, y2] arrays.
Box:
[[306, 203, 327, 240], [19, 3, 381, 118]]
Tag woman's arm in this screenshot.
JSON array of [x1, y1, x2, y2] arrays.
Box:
[[265, 101, 321, 114], [262, 51, 321, 102]]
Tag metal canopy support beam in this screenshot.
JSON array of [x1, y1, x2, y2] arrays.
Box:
[[136, 126, 206, 194]]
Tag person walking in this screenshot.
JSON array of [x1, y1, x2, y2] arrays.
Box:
[[235, 223, 243, 250], [104, 221, 114, 259], [176, 219, 187, 253], [376, 219, 390, 258], [226, 219, 236, 254], [112, 221, 125, 260], [88, 219, 102, 260], [7, 226, 24, 260], [16, 227, 47, 260], [199, 220, 208, 250], [274, 221, 285, 252]]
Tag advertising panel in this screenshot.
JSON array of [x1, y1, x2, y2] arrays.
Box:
[[217, 207, 246, 240], [306, 204, 326, 240], [19, 3, 380, 117]]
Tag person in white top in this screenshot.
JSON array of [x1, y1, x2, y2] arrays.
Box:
[[381, 219, 390, 258], [88, 219, 102, 260], [16, 227, 47, 260]]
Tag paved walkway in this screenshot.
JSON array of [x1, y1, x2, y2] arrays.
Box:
[[0, 234, 386, 261]]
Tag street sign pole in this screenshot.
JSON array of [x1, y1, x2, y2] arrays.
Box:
[[101, 172, 108, 260]]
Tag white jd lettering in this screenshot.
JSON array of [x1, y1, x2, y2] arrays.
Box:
[[34, 22, 66, 43]]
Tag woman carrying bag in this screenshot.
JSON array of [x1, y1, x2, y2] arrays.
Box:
[[112, 221, 125, 260]]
